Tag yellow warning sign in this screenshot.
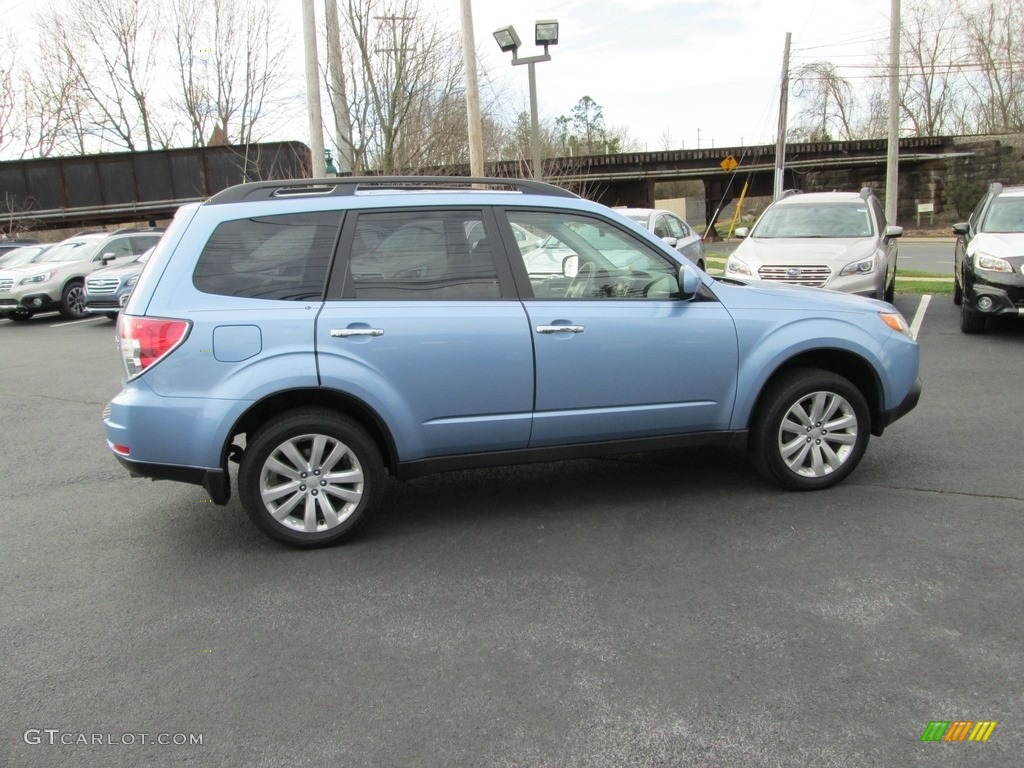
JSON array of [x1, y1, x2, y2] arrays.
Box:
[[720, 154, 738, 173]]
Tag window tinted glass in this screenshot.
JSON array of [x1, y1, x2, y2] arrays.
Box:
[[509, 210, 679, 299], [193, 211, 340, 300], [347, 211, 500, 299]]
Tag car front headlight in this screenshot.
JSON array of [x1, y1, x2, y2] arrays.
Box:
[[19, 272, 54, 285], [973, 252, 1013, 272], [726, 256, 751, 276], [840, 256, 876, 276], [126, 275, 140, 287]]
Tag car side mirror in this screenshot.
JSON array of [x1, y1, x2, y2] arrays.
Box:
[[562, 254, 579, 278], [734, 227, 750, 238], [678, 263, 701, 301], [885, 225, 904, 239], [660, 236, 678, 247], [952, 222, 969, 236]]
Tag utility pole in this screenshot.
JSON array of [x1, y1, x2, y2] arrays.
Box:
[[326, 0, 353, 174], [773, 32, 792, 201], [460, 0, 485, 176], [885, 0, 901, 223], [301, 0, 326, 177]]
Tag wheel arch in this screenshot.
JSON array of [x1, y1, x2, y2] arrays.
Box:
[[746, 349, 885, 437], [226, 388, 400, 475]]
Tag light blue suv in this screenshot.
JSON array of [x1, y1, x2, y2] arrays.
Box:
[[103, 177, 921, 548]]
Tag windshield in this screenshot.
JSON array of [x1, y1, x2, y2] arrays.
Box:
[[751, 203, 875, 238], [981, 198, 1024, 233], [38, 239, 104, 263], [0, 246, 47, 268]]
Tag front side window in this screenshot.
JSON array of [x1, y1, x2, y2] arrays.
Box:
[[508, 210, 680, 299], [344, 210, 500, 299], [193, 211, 340, 300]]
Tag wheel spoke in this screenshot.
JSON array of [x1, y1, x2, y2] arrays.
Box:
[[820, 394, 842, 423], [785, 441, 812, 471], [826, 431, 857, 446], [280, 441, 309, 473], [270, 490, 304, 520], [303, 496, 318, 532], [325, 467, 363, 484], [261, 480, 300, 502], [317, 495, 342, 528], [319, 443, 349, 474], [787, 404, 812, 428], [808, 392, 828, 423], [780, 435, 808, 460], [781, 415, 807, 436], [324, 484, 362, 504], [809, 444, 826, 475], [825, 413, 856, 432], [308, 435, 329, 468], [265, 457, 302, 481]]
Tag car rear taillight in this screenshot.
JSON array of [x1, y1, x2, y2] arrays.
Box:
[[119, 316, 191, 379]]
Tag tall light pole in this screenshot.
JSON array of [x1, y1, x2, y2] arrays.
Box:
[[460, 0, 485, 177], [494, 20, 559, 180], [301, 0, 325, 178], [885, 0, 901, 224]]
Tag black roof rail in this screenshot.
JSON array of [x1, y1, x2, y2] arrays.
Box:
[[859, 186, 873, 200], [780, 189, 802, 198], [207, 176, 580, 205], [989, 182, 1003, 197], [111, 226, 165, 234]]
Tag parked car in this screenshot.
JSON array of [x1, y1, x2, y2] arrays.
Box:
[[952, 182, 1024, 333], [104, 176, 921, 548], [0, 238, 40, 257], [726, 188, 903, 300], [614, 207, 706, 269], [0, 244, 50, 270], [84, 247, 155, 319], [0, 229, 163, 321]]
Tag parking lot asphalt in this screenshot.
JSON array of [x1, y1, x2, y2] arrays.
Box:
[[1, 300, 1022, 767]]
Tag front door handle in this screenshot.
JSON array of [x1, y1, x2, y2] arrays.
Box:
[[536, 325, 585, 334], [330, 328, 384, 338]]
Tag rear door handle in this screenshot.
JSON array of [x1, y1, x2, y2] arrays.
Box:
[[330, 328, 384, 337], [536, 325, 585, 334]]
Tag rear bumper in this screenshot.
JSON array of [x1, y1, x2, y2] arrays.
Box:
[[111, 451, 230, 505]]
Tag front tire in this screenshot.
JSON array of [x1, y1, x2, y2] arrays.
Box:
[[959, 300, 985, 334], [750, 369, 870, 490], [239, 408, 384, 548], [952, 273, 962, 305], [60, 281, 88, 319]]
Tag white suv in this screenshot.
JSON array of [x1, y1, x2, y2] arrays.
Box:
[[0, 229, 162, 321], [726, 188, 903, 300]]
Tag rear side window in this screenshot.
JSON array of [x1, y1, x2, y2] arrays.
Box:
[[344, 210, 501, 299], [193, 211, 340, 300]]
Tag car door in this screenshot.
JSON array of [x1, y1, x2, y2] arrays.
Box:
[[664, 212, 704, 266], [503, 208, 739, 448], [316, 208, 534, 462]]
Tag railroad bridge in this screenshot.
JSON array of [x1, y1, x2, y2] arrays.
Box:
[[1, 134, 1020, 232]]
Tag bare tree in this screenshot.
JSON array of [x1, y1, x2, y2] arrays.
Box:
[[337, 0, 468, 173], [897, 0, 965, 136], [169, 0, 291, 147], [0, 37, 15, 156], [961, 0, 1024, 132], [791, 62, 857, 141]]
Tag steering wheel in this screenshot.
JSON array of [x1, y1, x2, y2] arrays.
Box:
[[565, 262, 595, 298]]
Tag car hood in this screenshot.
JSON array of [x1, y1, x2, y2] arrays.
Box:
[[90, 262, 143, 278], [712, 275, 892, 311], [734, 237, 878, 264], [969, 232, 1024, 259]]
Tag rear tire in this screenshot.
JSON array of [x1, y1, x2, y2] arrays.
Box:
[[239, 408, 384, 548], [750, 368, 870, 491]]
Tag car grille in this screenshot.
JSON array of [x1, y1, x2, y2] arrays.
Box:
[[86, 276, 121, 295], [757, 265, 831, 288], [0, 278, 13, 292]]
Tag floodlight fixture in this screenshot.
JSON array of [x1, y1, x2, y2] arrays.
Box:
[[535, 20, 559, 48], [493, 25, 521, 54]]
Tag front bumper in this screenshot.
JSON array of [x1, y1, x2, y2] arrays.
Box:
[[877, 376, 922, 433], [0, 291, 60, 314], [965, 275, 1024, 318]]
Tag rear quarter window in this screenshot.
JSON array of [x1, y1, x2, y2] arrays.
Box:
[[193, 211, 341, 300]]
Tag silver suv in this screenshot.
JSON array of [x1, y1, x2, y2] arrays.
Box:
[[0, 228, 162, 321], [726, 188, 903, 300]]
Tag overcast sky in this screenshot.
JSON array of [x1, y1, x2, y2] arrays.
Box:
[[2, 0, 907, 155], [465, 0, 899, 150]]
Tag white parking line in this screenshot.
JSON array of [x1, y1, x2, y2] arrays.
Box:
[[910, 294, 931, 340], [49, 317, 105, 328]]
